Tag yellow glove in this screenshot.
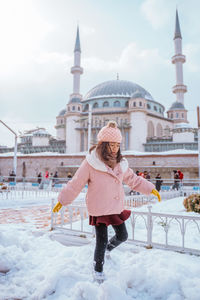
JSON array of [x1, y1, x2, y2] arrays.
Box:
[[53, 201, 62, 213], [151, 189, 161, 202]]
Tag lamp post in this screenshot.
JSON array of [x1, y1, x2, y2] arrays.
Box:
[[87, 104, 92, 151], [0, 120, 18, 176], [197, 106, 200, 188]]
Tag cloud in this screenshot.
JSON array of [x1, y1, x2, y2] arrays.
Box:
[[184, 43, 200, 72], [83, 42, 169, 77], [140, 0, 173, 29]]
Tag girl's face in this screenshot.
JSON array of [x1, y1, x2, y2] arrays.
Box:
[[108, 142, 120, 155]]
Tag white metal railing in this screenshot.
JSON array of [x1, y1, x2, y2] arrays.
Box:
[[131, 206, 200, 255], [0, 189, 59, 200], [51, 196, 200, 255]]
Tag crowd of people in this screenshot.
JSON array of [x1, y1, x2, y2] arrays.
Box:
[[133, 169, 184, 192]]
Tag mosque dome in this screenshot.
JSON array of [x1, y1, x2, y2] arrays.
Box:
[[169, 102, 185, 110], [83, 80, 154, 101], [58, 109, 66, 116]]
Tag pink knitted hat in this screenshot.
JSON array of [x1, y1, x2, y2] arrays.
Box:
[[97, 121, 122, 143]]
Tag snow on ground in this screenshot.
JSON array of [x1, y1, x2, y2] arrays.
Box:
[[1, 194, 200, 299]]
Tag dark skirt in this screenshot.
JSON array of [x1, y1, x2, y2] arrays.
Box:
[[89, 209, 131, 226]]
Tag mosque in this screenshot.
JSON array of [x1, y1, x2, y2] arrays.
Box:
[[55, 10, 197, 154]]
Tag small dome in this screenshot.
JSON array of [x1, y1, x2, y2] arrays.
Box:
[[169, 102, 185, 110], [83, 80, 154, 101], [33, 129, 50, 136], [69, 97, 81, 103], [131, 91, 144, 99], [58, 109, 66, 116]]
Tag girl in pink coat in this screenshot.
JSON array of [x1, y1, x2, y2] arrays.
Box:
[[53, 121, 161, 283]]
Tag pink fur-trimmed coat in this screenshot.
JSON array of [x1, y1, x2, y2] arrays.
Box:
[[58, 150, 155, 216]]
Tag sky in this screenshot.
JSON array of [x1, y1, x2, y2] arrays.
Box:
[[0, 0, 200, 147], [1, 191, 200, 299]]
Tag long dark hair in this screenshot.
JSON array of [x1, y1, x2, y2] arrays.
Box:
[[89, 142, 122, 163]]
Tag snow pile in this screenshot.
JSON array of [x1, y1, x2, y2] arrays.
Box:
[[1, 195, 200, 299], [0, 223, 200, 299]]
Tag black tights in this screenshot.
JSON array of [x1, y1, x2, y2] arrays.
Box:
[[94, 222, 128, 272]]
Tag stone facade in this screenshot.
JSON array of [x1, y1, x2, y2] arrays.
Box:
[[0, 152, 198, 180]]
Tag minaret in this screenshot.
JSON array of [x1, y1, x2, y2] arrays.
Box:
[[70, 26, 83, 100], [167, 9, 188, 124], [171, 9, 187, 104]]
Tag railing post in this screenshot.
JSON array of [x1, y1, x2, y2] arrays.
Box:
[[147, 205, 153, 249], [50, 198, 55, 230]]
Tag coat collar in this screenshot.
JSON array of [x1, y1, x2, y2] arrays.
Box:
[[86, 149, 128, 173]]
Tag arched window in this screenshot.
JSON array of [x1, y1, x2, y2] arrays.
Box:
[[147, 104, 151, 109], [147, 121, 155, 138], [93, 102, 98, 108], [156, 123, 163, 138], [170, 113, 173, 119], [83, 104, 89, 112], [78, 106, 80, 111], [114, 101, 120, 107], [164, 126, 170, 137], [72, 106, 75, 111], [133, 102, 136, 107], [176, 113, 179, 118], [103, 101, 109, 107], [125, 101, 128, 107], [154, 106, 157, 111], [139, 101, 142, 107]]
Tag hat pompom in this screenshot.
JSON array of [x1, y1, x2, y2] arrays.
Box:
[[97, 120, 122, 143], [107, 121, 117, 128]]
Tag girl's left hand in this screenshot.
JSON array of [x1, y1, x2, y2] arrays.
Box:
[[151, 189, 161, 202], [53, 201, 62, 213]]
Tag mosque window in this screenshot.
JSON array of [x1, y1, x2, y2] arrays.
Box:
[[93, 102, 98, 108], [154, 106, 157, 111], [147, 121, 154, 138], [182, 113, 184, 118], [139, 101, 142, 107], [156, 123, 163, 138], [147, 104, 151, 109], [83, 104, 89, 111], [103, 101, 109, 107], [72, 106, 75, 111], [170, 113, 173, 119], [159, 108, 162, 113], [176, 113, 179, 118], [133, 102, 136, 107], [78, 106, 80, 111], [125, 101, 128, 107], [114, 101, 120, 107]]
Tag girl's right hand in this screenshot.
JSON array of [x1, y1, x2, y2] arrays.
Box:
[[53, 201, 62, 213]]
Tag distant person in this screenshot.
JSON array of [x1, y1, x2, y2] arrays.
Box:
[[145, 172, 151, 181], [52, 171, 58, 186], [178, 170, 184, 183], [67, 172, 72, 179], [37, 172, 42, 184], [45, 171, 49, 179], [155, 174, 163, 192], [172, 170, 180, 190]]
